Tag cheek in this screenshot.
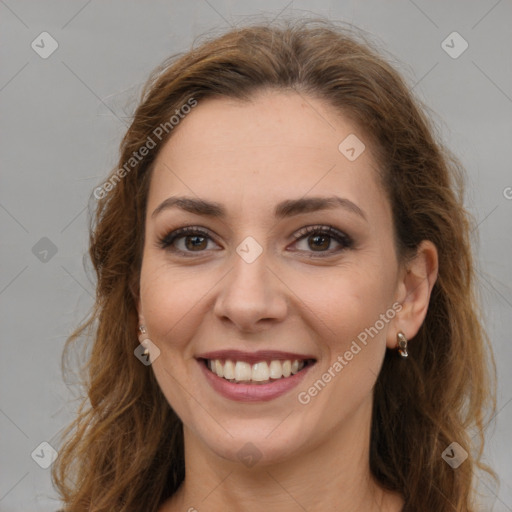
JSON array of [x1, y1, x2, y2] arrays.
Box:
[[139, 259, 211, 421], [289, 265, 396, 434], [291, 269, 395, 413], [289, 262, 397, 349], [139, 258, 203, 348]]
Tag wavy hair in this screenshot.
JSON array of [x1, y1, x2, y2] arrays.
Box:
[[52, 16, 496, 512]]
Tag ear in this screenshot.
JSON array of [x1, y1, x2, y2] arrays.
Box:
[[136, 298, 145, 325], [129, 272, 145, 326], [387, 240, 438, 348]]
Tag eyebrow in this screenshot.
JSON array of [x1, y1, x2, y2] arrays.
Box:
[[151, 195, 367, 221]]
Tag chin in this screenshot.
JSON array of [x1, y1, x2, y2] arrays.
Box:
[[191, 415, 314, 468]]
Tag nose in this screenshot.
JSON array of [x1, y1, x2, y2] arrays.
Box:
[[213, 252, 288, 333]]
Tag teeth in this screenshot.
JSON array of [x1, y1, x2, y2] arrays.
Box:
[[252, 362, 269, 381], [223, 360, 235, 379], [234, 361, 252, 381], [214, 359, 224, 378], [269, 360, 282, 379], [207, 358, 306, 383]]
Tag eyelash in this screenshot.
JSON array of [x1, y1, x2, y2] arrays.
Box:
[[157, 225, 353, 258], [292, 225, 353, 256]]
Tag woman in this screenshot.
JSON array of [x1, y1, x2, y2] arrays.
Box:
[[53, 17, 496, 512]]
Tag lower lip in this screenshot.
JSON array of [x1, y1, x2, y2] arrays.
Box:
[[198, 360, 313, 402]]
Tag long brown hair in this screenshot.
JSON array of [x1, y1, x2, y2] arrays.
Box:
[[52, 16, 496, 511]]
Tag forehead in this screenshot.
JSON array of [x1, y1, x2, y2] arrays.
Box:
[[148, 90, 389, 227]]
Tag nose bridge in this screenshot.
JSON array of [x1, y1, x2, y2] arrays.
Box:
[[213, 243, 287, 330]]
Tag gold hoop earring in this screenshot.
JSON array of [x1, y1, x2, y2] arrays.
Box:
[[397, 332, 408, 358]]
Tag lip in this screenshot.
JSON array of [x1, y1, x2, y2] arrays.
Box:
[[198, 358, 315, 402], [196, 350, 316, 365]]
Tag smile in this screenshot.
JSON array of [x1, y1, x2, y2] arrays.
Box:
[[203, 358, 315, 384], [196, 350, 317, 402]]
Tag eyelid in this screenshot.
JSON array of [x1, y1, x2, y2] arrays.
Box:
[[288, 224, 353, 255], [157, 224, 353, 256], [156, 226, 222, 254], [291, 224, 352, 243]]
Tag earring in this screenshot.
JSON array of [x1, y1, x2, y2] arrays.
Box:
[[397, 332, 408, 358], [138, 325, 149, 356]]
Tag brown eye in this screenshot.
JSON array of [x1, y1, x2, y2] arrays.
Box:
[[291, 225, 353, 256], [184, 235, 208, 251], [158, 227, 220, 255], [307, 233, 331, 251]]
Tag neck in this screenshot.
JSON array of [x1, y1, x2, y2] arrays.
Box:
[[161, 396, 403, 512]]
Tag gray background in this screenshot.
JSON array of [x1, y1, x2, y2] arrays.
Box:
[[0, 1, 511, 510]]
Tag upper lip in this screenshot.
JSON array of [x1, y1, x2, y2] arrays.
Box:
[[196, 350, 317, 365]]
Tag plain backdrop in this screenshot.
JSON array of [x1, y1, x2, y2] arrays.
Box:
[[1, 1, 511, 511]]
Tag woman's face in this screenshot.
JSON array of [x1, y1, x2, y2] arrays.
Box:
[[138, 90, 405, 465]]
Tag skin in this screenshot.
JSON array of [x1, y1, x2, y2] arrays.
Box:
[[136, 89, 438, 511]]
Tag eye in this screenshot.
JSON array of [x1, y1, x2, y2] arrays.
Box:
[[157, 226, 221, 256], [157, 224, 353, 258], [290, 225, 353, 256]]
